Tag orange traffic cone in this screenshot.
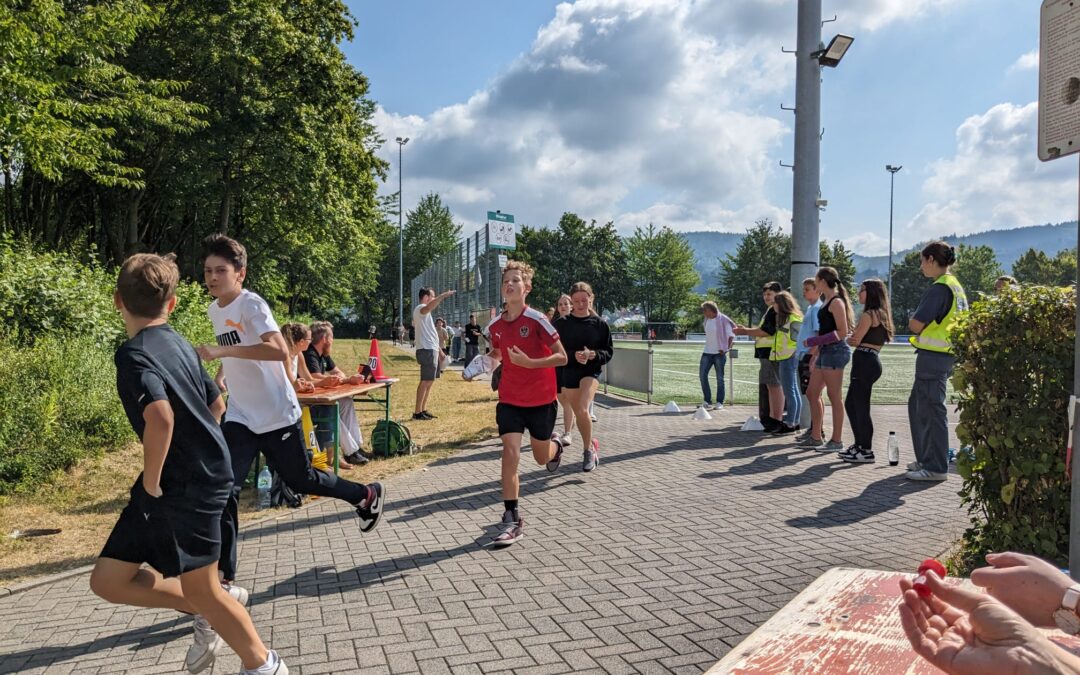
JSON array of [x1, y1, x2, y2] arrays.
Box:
[[367, 340, 389, 380]]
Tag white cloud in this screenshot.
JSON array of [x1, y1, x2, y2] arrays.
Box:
[[910, 101, 1076, 237], [843, 232, 891, 256], [1008, 49, 1039, 73], [374, 0, 972, 236]]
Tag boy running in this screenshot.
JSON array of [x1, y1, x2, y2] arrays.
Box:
[[91, 253, 287, 675], [483, 261, 568, 546], [196, 235, 385, 589]]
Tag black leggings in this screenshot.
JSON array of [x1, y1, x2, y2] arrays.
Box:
[[844, 349, 882, 450], [219, 420, 369, 580]]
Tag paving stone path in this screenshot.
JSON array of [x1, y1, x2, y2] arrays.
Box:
[[0, 399, 963, 674]]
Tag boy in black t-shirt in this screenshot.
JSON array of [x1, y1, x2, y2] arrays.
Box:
[[92, 253, 288, 675]]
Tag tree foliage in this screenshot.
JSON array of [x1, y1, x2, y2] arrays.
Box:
[[624, 223, 699, 322], [953, 244, 1004, 299], [952, 285, 1075, 566], [1012, 247, 1077, 287], [887, 250, 926, 333]]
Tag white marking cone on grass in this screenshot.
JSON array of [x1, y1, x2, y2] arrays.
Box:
[[663, 401, 681, 413], [741, 417, 765, 431], [692, 406, 712, 421]]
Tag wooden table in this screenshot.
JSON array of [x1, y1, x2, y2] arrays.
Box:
[[297, 379, 398, 473], [707, 567, 1080, 674]]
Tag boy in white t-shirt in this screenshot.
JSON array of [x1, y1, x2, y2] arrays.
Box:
[[196, 235, 386, 589]]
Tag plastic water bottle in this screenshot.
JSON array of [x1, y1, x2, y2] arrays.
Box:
[[887, 432, 899, 467], [257, 466, 272, 510]]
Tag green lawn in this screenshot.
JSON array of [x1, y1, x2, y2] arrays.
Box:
[[605, 340, 949, 405]]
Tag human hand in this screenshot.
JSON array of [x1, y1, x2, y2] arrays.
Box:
[[507, 346, 530, 367], [899, 571, 1073, 675], [196, 345, 222, 362], [970, 552, 1074, 628], [296, 378, 315, 393], [846, 334, 858, 346], [347, 374, 366, 385], [575, 349, 592, 365]]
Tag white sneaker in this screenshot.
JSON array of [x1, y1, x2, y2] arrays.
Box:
[[905, 468, 947, 482], [239, 649, 289, 674], [560, 431, 573, 446], [711, 403, 724, 411], [184, 583, 249, 673], [698, 402, 711, 409], [906, 461, 921, 471]]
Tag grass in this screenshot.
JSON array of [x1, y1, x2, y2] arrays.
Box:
[[607, 340, 952, 405], [0, 340, 500, 587]]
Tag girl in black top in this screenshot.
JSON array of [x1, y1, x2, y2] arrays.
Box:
[[801, 267, 855, 451], [840, 279, 894, 463], [553, 294, 575, 443], [558, 282, 613, 472]]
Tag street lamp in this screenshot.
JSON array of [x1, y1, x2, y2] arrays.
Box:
[[813, 34, 855, 68], [886, 164, 902, 294], [396, 136, 409, 329]]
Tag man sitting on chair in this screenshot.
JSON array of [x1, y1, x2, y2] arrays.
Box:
[[304, 320, 369, 466]]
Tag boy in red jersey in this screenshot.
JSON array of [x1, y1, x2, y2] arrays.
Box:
[[485, 260, 568, 546]]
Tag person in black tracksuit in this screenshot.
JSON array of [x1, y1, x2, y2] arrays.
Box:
[[557, 282, 613, 472]]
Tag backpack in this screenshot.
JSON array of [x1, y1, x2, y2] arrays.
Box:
[[270, 470, 304, 508], [372, 419, 415, 457]]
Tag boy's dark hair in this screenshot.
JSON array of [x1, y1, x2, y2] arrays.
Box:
[[203, 233, 247, 270], [762, 281, 783, 293], [117, 253, 179, 319], [418, 287, 434, 302]]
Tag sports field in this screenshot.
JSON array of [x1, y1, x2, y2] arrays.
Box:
[[604, 340, 948, 406]]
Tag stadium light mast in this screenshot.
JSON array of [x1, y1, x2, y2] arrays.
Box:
[[396, 136, 409, 328], [886, 165, 902, 294], [789, 0, 853, 306]]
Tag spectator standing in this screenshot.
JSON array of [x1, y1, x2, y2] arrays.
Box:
[[839, 279, 893, 463], [407, 323, 415, 346], [799, 267, 854, 452], [412, 287, 455, 420], [906, 241, 967, 481], [698, 301, 735, 410], [770, 292, 802, 435], [734, 282, 783, 431], [464, 313, 481, 366], [368, 323, 376, 340], [304, 321, 369, 466], [451, 321, 463, 362], [794, 279, 822, 438]]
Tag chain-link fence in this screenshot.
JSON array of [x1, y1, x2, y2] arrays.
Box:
[[410, 225, 508, 325]]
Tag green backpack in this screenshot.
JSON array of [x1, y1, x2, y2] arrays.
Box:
[[372, 419, 415, 457]]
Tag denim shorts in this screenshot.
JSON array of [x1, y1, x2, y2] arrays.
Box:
[[816, 342, 851, 370]]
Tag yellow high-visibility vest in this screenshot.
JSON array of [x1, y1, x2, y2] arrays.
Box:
[[770, 316, 802, 361], [910, 273, 968, 354]]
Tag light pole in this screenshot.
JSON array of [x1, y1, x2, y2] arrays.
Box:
[[396, 136, 409, 329], [886, 164, 902, 293]]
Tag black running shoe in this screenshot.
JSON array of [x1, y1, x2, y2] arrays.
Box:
[[355, 482, 385, 533], [772, 423, 797, 435], [422, 410, 438, 419]]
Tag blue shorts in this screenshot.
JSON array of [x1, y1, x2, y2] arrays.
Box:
[[816, 342, 851, 370]]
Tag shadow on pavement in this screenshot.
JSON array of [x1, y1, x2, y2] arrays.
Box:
[[785, 474, 940, 528]]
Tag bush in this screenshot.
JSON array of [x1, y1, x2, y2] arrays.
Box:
[[0, 236, 217, 494], [952, 285, 1075, 566]]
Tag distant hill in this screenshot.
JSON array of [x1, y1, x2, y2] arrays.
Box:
[[685, 221, 1078, 291]]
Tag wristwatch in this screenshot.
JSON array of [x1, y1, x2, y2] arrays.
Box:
[[1053, 584, 1080, 634]]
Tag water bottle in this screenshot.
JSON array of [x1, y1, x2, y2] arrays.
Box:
[[257, 466, 272, 510], [887, 432, 899, 467]]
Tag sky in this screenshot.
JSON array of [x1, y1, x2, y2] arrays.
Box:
[[347, 0, 1076, 256]]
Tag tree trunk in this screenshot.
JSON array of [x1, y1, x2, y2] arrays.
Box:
[[217, 163, 232, 233], [2, 152, 12, 233], [126, 189, 143, 254]]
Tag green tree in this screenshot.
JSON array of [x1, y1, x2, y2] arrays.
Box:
[[401, 192, 462, 307], [715, 219, 789, 323], [624, 224, 699, 322], [1012, 248, 1077, 286], [952, 244, 1004, 299], [888, 250, 926, 333], [819, 240, 857, 296]]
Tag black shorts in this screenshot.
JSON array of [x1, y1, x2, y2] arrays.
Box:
[[798, 354, 812, 394], [561, 368, 602, 389], [555, 366, 564, 394], [100, 479, 231, 578], [496, 401, 557, 440]]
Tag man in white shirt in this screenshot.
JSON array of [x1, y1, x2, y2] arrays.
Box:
[[700, 301, 735, 409], [412, 286, 455, 420], [197, 235, 386, 589]]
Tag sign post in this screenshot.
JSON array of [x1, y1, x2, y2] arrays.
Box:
[[1040, 0, 1080, 578], [486, 211, 516, 250]]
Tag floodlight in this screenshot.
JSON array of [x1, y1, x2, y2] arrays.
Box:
[[814, 34, 854, 67]]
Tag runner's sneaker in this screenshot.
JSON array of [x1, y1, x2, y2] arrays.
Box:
[[239, 649, 289, 674], [838, 446, 875, 464], [589, 411, 597, 422], [797, 436, 824, 449], [493, 512, 524, 547], [583, 439, 599, 472], [546, 438, 565, 472], [823, 440, 845, 452], [560, 431, 573, 446], [355, 482, 385, 533], [906, 461, 921, 471], [185, 582, 252, 673]]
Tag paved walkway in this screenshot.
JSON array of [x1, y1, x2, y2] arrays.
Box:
[[0, 400, 963, 674]]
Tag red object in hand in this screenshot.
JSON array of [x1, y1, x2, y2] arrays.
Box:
[[913, 558, 947, 598]]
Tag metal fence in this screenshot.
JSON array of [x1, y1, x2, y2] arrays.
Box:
[[410, 225, 507, 325]]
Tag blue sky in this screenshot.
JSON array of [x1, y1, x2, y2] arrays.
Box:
[[346, 0, 1074, 255]]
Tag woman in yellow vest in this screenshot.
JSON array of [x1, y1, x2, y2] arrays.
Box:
[[734, 282, 785, 431], [771, 292, 803, 434], [906, 241, 967, 482]]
